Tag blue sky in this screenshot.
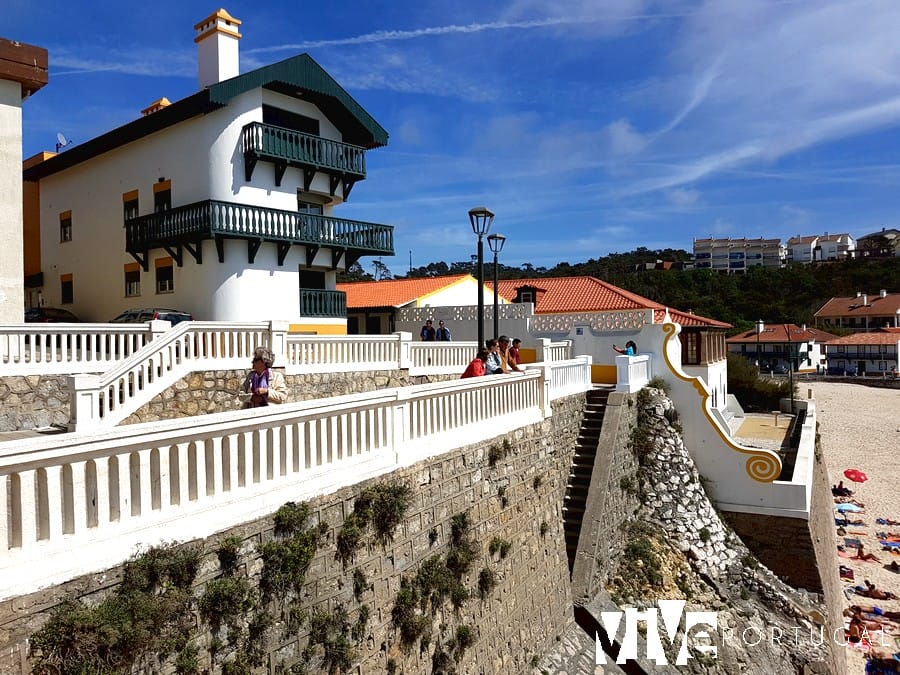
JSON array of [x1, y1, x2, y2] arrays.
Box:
[[8, 0, 900, 274]]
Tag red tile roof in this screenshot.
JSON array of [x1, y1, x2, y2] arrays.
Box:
[[825, 331, 900, 346], [492, 276, 730, 327], [727, 324, 838, 344], [814, 292, 900, 319], [338, 274, 472, 308]]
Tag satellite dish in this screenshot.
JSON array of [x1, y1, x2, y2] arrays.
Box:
[[55, 132, 71, 152]]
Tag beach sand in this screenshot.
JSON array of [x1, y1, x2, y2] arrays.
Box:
[[812, 382, 900, 674]]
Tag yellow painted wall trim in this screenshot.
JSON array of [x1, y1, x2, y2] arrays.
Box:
[[122, 190, 139, 202], [288, 323, 347, 335], [153, 180, 172, 194], [661, 322, 780, 483], [154, 256, 173, 268], [591, 364, 616, 384]]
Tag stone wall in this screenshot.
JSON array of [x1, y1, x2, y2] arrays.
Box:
[[0, 395, 585, 674], [0, 375, 69, 431], [570, 391, 642, 602], [0, 370, 458, 431]]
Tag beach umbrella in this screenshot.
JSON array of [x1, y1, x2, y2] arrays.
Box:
[[835, 503, 863, 513], [844, 468, 868, 483]]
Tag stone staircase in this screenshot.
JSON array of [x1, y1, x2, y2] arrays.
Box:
[[563, 386, 612, 573]]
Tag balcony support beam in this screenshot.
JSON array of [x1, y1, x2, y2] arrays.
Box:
[[215, 235, 225, 263], [247, 239, 262, 264], [303, 169, 315, 192], [331, 248, 344, 270], [184, 241, 202, 265], [277, 242, 291, 266], [306, 245, 319, 268], [128, 249, 149, 272], [274, 161, 287, 187], [329, 174, 340, 197], [244, 155, 257, 182], [163, 245, 183, 267]]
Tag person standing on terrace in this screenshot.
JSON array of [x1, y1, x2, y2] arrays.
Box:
[[242, 347, 288, 408]]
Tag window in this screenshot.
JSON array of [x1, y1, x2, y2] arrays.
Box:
[[153, 180, 171, 213], [123, 190, 139, 225], [263, 105, 320, 135], [124, 263, 141, 297], [297, 199, 324, 215], [59, 211, 72, 242], [682, 332, 701, 364], [155, 257, 174, 294], [60, 274, 73, 304]]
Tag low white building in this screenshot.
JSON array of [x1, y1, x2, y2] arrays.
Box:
[[786, 232, 854, 263], [22, 9, 392, 333], [726, 323, 838, 373]]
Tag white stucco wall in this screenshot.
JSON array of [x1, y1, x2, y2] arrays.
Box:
[[37, 89, 354, 322], [0, 80, 24, 323]]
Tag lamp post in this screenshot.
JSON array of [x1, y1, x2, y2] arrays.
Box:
[[785, 323, 795, 415], [755, 319, 764, 369], [487, 233, 506, 341], [468, 207, 494, 348]]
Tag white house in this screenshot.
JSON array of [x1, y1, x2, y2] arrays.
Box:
[[786, 233, 854, 264], [22, 9, 392, 334]]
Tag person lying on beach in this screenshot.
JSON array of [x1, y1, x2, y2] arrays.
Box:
[[842, 607, 897, 633], [878, 533, 900, 542], [877, 518, 900, 526], [859, 580, 897, 600], [834, 497, 866, 507], [847, 604, 900, 622], [856, 544, 881, 562], [888, 561, 900, 573]]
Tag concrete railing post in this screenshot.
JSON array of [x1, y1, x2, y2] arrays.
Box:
[[68, 373, 102, 432], [269, 320, 289, 367], [397, 332, 412, 370], [148, 319, 171, 341], [535, 338, 551, 363], [539, 364, 553, 418]]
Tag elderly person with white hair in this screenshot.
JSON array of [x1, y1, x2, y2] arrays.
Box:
[[241, 346, 288, 408]]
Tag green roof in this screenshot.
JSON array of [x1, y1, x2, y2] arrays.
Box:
[[25, 53, 387, 181]]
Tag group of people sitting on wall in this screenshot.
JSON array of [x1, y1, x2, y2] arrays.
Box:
[[461, 336, 523, 378]]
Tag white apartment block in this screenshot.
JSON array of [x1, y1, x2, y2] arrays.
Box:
[[785, 233, 854, 263], [692, 237, 784, 273]]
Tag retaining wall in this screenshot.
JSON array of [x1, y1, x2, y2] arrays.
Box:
[[0, 395, 585, 674]]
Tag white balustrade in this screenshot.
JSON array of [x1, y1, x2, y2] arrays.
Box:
[[282, 333, 404, 373], [0, 363, 602, 599], [535, 338, 572, 363], [0, 323, 155, 375], [615, 353, 652, 393], [409, 341, 479, 376], [69, 321, 271, 431]]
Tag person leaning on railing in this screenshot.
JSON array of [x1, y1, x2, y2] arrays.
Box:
[[241, 346, 288, 408]]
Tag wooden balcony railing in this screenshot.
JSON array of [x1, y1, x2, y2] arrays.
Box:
[[125, 200, 393, 269], [241, 122, 366, 193], [299, 289, 346, 318]]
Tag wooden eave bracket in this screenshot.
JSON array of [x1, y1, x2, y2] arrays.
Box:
[[163, 245, 183, 267]]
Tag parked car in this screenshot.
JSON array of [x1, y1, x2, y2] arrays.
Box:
[[110, 308, 193, 325], [24, 307, 81, 323], [826, 365, 858, 376], [771, 364, 789, 375]]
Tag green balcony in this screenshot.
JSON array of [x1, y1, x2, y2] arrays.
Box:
[[125, 199, 393, 270], [242, 122, 366, 197], [300, 289, 346, 318]]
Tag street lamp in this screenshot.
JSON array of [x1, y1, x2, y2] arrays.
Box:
[[755, 319, 764, 369], [487, 233, 506, 340], [468, 207, 494, 348]]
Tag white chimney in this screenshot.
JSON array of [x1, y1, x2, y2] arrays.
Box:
[[881, 289, 888, 298], [862, 294, 868, 306], [194, 9, 242, 89]]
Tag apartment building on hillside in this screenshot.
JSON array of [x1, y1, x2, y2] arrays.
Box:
[[21, 9, 393, 332], [692, 237, 784, 273], [785, 233, 854, 263]]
